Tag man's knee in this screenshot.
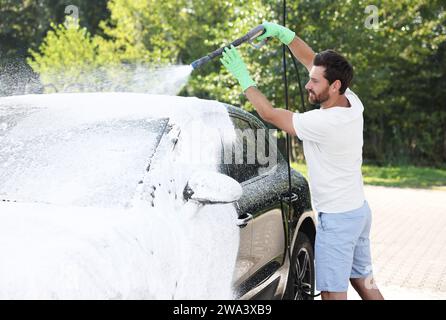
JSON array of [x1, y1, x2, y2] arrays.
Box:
[[350, 277, 364, 287], [321, 291, 347, 300], [350, 277, 384, 300], [350, 276, 377, 290]]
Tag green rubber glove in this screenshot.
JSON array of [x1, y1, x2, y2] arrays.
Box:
[[220, 45, 256, 91], [257, 21, 295, 45]]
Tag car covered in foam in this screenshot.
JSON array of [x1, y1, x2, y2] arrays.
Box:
[[0, 92, 315, 299]]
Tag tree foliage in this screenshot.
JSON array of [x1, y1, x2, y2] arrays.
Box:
[[0, 0, 108, 94], [285, 0, 446, 166], [2, 0, 446, 165]]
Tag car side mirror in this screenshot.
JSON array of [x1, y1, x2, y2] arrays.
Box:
[[183, 170, 242, 204]]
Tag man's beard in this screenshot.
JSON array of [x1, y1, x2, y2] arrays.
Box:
[[307, 87, 330, 105]]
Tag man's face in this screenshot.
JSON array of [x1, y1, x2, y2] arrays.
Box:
[[305, 66, 331, 105]]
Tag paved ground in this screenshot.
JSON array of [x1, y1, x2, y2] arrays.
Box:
[[321, 186, 446, 299]]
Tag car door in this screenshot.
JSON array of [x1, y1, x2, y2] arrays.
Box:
[[221, 116, 254, 293], [225, 115, 287, 297]]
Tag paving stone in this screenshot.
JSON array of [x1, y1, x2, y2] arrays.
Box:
[[364, 186, 446, 294]]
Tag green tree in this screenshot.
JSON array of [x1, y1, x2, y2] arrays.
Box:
[[0, 0, 109, 95], [282, 0, 446, 165], [28, 0, 271, 98], [28, 18, 102, 92], [24, 0, 446, 165], [96, 0, 270, 107]]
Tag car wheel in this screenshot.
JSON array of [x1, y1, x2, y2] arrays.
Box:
[[285, 232, 315, 300]]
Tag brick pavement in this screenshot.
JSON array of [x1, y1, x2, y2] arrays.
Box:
[[364, 186, 446, 298]]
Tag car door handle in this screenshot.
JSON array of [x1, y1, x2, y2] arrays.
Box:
[[236, 213, 253, 228], [281, 192, 299, 203]]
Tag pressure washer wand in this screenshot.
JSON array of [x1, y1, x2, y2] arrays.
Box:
[[191, 25, 267, 70]]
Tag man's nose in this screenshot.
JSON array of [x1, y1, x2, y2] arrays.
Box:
[[305, 81, 311, 90]]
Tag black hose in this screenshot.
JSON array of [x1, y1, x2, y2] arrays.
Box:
[[282, 0, 320, 299], [287, 47, 307, 113], [282, 34, 292, 210], [281, 0, 295, 300]]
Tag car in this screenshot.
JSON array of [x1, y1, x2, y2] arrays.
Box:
[[0, 92, 316, 300]]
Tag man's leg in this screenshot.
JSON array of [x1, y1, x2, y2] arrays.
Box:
[[350, 201, 384, 300], [321, 291, 347, 300], [350, 277, 384, 300]]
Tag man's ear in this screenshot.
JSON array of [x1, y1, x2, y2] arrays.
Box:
[[331, 80, 342, 93]]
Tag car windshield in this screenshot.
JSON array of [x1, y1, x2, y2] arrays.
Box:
[[0, 106, 168, 208]]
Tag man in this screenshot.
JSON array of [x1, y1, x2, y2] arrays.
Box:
[[220, 22, 384, 300]]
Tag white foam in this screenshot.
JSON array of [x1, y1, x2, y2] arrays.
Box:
[[0, 93, 241, 299]]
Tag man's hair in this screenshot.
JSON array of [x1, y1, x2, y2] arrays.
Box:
[[313, 50, 353, 94]]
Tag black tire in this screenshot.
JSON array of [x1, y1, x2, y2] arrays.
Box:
[[284, 232, 315, 300]]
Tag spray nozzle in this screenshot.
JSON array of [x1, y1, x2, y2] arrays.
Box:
[[191, 25, 268, 70]]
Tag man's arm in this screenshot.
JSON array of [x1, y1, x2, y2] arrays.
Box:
[[243, 26, 316, 134], [244, 87, 296, 136], [287, 35, 316, 72], [219, 45, 296, 136]]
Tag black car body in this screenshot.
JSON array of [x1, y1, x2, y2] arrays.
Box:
[[224, 105, 315, 300]]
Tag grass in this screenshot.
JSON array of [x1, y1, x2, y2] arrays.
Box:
[[291, 162, 446, 190]]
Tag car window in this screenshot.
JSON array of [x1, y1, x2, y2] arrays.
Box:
[[227, 117, 272, 183], [0, 116, 168, 208], [250, 121, 278, 176]]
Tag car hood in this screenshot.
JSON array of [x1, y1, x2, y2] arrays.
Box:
[[0, 200, 240, 299], [0, 200, 131, 234], [0, 93, 241, 299], [0, 200, 159, 299]]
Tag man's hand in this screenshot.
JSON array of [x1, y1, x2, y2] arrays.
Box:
[[257, 21, 295, 45], [220, 45, 256, 91]]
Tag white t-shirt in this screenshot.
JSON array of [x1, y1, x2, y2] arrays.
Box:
[[292, 88, 365, 213]]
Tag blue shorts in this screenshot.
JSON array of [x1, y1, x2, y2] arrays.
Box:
[[315, 200, 373, 292]]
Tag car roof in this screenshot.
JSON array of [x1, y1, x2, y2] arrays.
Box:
[[0, 92, 263, 129], [225, 105, 266, 129]]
